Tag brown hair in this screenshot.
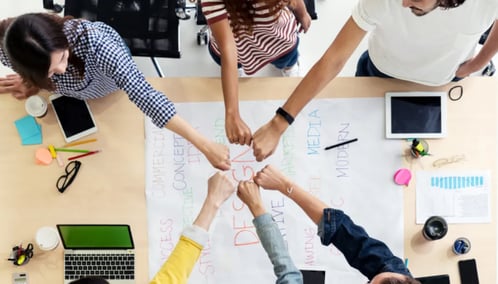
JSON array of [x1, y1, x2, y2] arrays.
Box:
[[379, 276, 422, 284], [2, 13, 85, 91], [224, 0, 289, 34]]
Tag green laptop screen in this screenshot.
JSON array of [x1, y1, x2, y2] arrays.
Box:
[[58, 225, 134, 249]]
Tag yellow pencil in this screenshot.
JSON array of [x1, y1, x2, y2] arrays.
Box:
[[63, 138, 97, 148]]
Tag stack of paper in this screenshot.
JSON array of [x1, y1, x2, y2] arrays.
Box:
[[14, 115, 42, 145]]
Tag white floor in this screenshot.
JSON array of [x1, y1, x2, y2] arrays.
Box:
[[134, 0, 365, 78], [0, 0, 366, 78]]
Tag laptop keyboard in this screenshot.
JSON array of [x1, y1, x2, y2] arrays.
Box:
[[64, 252, 135, 280]]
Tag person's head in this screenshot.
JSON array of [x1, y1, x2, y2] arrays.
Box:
[[401, 0, 465, 16], [69, 277, 109, 284], [370, 272, 421, 284], [224, 0, 289, 34], [2, 13, 82, 90]]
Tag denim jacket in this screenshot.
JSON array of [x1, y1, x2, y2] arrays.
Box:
[[318, 208, 412, 281], [253, 213, 303, 284]]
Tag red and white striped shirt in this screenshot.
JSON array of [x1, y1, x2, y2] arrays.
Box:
[[201, 0, 298, 75]]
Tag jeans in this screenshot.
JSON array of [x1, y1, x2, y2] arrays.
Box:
[[253, 213, 303, 284], [208, 37, 300, 70], [355, 50, 463, 82], [317, 208, 412, 281]]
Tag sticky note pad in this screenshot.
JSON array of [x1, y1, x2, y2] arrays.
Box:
[[14, 115, 42, 145]]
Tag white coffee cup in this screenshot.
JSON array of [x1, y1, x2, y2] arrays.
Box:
[[25, 95, 48, 118], [35, 226, 59, 251]]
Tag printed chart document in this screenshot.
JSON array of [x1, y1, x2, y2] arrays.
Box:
[[416, 170, 491, 224]]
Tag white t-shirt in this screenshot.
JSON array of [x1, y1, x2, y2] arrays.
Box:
[[352, 0, 498, 86]]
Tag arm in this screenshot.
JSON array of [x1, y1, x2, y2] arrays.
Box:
[[150, 172, 235, 284], [254, 165, 411, 280], [165, 115, 231, 170], [252, 17, 366, 161], [208, 16, 252, 146], [237, 181, 303, 284], [288, 0, 311, 33], [318, 209, 411, 280], [91, 25, 230, 170], [456, 20, 498, 77]]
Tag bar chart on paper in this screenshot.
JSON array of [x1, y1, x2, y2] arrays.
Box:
[[416, 171, 491, 224], [430, 175, 485, 189]]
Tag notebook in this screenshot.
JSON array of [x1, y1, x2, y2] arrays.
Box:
[[57, 224, 135, 284]]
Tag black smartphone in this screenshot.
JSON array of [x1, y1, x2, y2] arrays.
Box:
[[458, 258, 479, 284], [300, 269, 325, 284], [416, 274, 450, 284]]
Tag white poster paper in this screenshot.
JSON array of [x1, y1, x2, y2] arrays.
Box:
[[145, 98, 404, 284]]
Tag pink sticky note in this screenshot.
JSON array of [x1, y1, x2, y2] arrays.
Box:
[[35, 148, 53, 165], [394, 168, 412, 186]]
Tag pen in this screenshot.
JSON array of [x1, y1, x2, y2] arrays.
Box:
[[63, 138, 97, 148], [68, 150, 101, 161], [54, 148, 90, 153], [324, 138, 358, 150], [404, 258, 409, 268]]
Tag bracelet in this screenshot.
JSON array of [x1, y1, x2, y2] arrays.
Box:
[[286, 186, 294, 196], [276, 107, 295, 125]]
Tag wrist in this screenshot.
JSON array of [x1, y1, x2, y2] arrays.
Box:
[[276, 107, 295, 125], [248, 203, 266, 218]]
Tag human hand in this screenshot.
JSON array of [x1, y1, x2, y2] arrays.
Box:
[[206, 172, 236, 208], [252, 116, 287, 162], [203, 141, 231, 170], [254, 165, 292, 194], [225, 114, 252, 145], [297, 13, 312, 33], [0, 74, 39, 99], [237, 180, 266, 217]]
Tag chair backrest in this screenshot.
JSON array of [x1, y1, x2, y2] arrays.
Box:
[[64, 0, 181, 58]]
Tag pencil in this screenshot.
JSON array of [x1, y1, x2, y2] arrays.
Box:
[[324, 138, 358, 150], [54, 148, 90, 153], [63, 138, 97, 148], [67, 150, 101, 161]]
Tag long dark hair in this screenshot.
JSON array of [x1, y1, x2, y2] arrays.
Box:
[[2, 13, 85, 91], [224, 0, 289, 35]]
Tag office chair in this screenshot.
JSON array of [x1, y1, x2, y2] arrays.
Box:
[[57, 0, 181, 77]]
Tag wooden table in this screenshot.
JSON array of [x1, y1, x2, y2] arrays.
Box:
[[1, 77, 496, 283]]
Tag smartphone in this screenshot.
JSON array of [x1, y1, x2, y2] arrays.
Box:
[[458, 258, 479, 284], [415, 274, 450, 284], [300, 269, 325, 284], [49, 94, 97, 143], [12, 272, 28, 284]]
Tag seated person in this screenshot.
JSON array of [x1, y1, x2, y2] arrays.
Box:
[[253, 165, 421, 284], [236, 180, 303, 284], [0, 13, 230, 170], [70, 172, 236, 284]]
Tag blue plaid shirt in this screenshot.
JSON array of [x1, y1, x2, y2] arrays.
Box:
[[0, 19, 176, 128]]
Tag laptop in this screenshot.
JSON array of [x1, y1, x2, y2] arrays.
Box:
[[57, 224, 135, 284]]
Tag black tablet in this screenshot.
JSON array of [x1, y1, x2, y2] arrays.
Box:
[[49, 94, 97, 142], [385, 92, 447, 139]]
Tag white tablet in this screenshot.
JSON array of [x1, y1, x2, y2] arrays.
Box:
[[385, 92, 447, 139], [49, 94, 98, 142]]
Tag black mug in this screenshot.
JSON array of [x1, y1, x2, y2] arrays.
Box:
[[422, 216, 448, 240]]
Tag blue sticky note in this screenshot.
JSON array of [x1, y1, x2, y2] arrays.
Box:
[[14, 115, 42, 145]]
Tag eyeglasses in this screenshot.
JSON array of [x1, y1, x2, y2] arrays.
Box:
[[57, 160, 81, 193]]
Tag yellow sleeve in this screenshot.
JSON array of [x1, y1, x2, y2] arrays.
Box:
[[149, 235, 203, 284]]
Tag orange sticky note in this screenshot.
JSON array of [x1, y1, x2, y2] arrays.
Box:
[[35, 148, 53, 165]]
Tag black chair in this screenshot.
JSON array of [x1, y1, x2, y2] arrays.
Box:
[[63, 0, 181, 76]]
